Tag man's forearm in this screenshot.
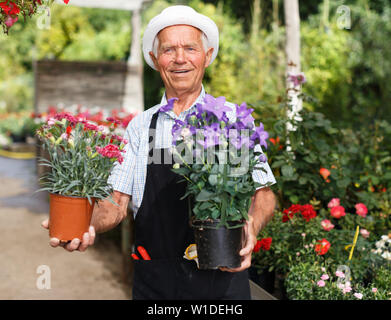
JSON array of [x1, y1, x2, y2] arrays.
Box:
[[248, 187, 276, 235], [90, 191, 130, 233]]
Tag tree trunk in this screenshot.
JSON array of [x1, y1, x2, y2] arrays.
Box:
[[283, 0, 302, 130], [272, 0, 279, 34], [122, 9, 144, 113], [251, 0, 262, 44]]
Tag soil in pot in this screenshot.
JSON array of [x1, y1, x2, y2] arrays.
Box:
[[192, 219, 243, 270], [49, 193, 95, 242]]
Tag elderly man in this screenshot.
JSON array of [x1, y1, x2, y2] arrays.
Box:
[[42, 5, 276, 300]]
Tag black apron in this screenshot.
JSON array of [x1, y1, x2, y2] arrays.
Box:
[[132, 111, 251, 300]]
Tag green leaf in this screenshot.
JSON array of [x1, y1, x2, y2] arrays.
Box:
[[208, 174, 218, 186], [195, 189, 215, 201], [281, 165, 294, 177]]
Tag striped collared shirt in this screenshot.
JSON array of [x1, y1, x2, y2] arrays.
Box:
[[108, 85, 276, 216]]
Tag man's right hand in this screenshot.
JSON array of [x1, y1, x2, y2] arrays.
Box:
[[41, 218, 96, 252]]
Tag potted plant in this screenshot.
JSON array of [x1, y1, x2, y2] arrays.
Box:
[[35, 112, 127, 242], [0, 0, 69, 34], [171, 94, 270, 269]]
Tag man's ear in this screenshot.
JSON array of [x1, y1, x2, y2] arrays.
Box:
[[149, 51, 159, 70], [204, 47, 214, 68]]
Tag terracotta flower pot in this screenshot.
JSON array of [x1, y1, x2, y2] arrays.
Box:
[[49, 193, 95, 242]]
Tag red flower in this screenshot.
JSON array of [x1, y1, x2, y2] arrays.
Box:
[[63, 0, 70, 4], [269, 136, 283, 150], [319, 168, 331, 180], [300, 204, 317, 222], [8, 2, 19, 15], [355, 203, 368, 217], [82, 122, 98, 132], [253, 238, 272, 253], [330, 205, 345, 219], [253, 240, 262, 253], [55, 112, 78, 125], [282, 204, 316, 222], [96, 144, 125, 164], [0, 1, 11, 15], [314, 238, 331, 255], [260, 238, 272, 251], [106, 117, 121, 125], [66, 126, 72, 135], [321, 219, 335, 231], [282, 204, 302, 222]]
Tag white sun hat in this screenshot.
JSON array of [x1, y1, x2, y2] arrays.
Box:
[[142, 5, 219, 70]]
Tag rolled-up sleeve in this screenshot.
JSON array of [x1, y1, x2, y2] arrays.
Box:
[[252, 144, 276, 189], [107, 116, 140, 195]]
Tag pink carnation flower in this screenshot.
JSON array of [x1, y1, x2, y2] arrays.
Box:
[[321, 219, 335, 231], [317, 280, 326, 287], [343, 286, 352, 294], [327, 198, 340, 208], [360, 229, 370, 239], [354, 293, 363, 299], [330, 205, 346, 219], [355, 203, 368, 217], [321, 274, 329, 280], [96, 144, 125, 164]]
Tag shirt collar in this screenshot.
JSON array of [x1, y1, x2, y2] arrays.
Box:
[[159, 85, 206, 119]]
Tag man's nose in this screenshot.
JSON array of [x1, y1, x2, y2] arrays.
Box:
[[174, 48, 186, 64]]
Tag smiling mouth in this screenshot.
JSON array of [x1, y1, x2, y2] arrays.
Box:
[[171, 70, 192, 74]]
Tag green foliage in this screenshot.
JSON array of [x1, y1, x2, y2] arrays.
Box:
[[372, 266, 391, 292], [0, 111, 37, 139], [301, 23, 352, 115], [285, 262, 391, 300], [35, 4, 131, 61]]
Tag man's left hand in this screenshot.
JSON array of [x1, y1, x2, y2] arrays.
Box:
[[219, 215, 257, 273]]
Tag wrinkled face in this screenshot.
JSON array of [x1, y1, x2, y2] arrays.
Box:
[[149, 25, 213, 95]]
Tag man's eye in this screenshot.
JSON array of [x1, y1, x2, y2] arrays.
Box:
[[164, 48, 173, 53], [186, 47, 195, 51]]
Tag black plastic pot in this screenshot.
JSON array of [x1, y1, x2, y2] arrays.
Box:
[[192, 219, 243, 270]]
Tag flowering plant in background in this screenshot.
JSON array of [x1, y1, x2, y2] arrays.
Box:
[[0, 0, 69, 33], [170, 94, 271, 226], [372, 235, 391, 261], [253, 237, 272, 253], [31, 104, 136, 137], [314, 238, 331, 255], [252, 202, 324, 275], [35, 112, 127, 203], [285, 261, 391, 300]]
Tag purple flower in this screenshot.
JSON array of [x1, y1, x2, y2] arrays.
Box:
[[228, 129, 242, 149], [288, 73, 307, 87], [172, 119, 185, 144], [160, 97, 178, 112], [202, 94, 232, 121], [251, 124, 269, 149], [236, 103, 253, 119], [259, 154, 267, 163], [196, 123, 221, 149]]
